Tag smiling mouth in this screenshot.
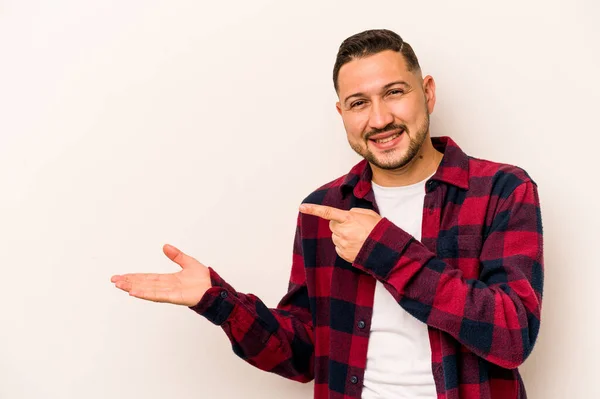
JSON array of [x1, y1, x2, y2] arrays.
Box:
[[368, 129, 404, 144]]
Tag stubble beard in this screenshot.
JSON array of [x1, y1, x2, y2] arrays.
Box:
[[349, 112, 430, 171]]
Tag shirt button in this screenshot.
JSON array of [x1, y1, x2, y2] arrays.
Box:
[[357, 320, 366, 329], [350, 376, 358, 384], [220, 291, 228, 299]]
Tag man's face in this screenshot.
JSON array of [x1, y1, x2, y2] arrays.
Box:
[[336, 50, 436, 170]]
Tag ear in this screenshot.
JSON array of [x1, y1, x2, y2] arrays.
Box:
[[422, 75, 436, 114], [336, 101, 342, 116]]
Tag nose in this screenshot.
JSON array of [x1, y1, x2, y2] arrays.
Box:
[[368, 99, 394, 130]]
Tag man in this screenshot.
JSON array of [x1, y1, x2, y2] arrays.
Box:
[[111, 29, 543, 399]]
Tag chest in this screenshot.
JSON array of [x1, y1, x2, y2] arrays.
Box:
[[304, 184, 488, 317]]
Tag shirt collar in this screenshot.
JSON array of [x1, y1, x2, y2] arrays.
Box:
[[340, 136, 470, 199]]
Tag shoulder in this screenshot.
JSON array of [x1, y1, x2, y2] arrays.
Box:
[[298, 159, 368, 206], [300, 173, 348, 207], [468, 155, 538, 200]]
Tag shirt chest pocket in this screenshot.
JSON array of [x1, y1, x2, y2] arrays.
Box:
[[436, 234, 483, 279]]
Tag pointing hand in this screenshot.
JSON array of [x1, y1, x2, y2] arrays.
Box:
[[299, 204, 382, 263]]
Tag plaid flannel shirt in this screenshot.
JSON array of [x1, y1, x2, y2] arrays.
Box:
[[191, 136, 544, 399]]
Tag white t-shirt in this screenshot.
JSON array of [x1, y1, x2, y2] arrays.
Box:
[[361, 175, 437, 399]]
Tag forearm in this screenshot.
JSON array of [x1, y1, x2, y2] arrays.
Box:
[[190, 267, 315, 382]]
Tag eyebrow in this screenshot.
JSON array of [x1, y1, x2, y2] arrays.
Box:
[[343, 81, 411, 107]]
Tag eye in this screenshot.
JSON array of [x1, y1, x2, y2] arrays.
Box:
[[388, 89, 404, 96], [350, 100, 366, 108]]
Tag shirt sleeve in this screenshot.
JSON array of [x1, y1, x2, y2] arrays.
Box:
[[189, 213, 315, 382], [352, 180, 544, 369]]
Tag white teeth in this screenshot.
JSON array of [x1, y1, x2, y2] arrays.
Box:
[[375, 133, 400, 144]]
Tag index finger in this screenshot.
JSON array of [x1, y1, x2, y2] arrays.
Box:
[[299, 204, 349, 223]]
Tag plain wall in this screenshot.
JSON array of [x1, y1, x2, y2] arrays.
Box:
[[1, 1, 598, 398]]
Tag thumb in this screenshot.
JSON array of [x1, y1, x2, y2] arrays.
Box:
[[162, 244, 198, 269]]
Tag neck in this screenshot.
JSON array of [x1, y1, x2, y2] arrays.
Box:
[[370, 136, 443, 187]]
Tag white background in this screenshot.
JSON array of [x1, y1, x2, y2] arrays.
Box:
[[1, 1, 598, 398]]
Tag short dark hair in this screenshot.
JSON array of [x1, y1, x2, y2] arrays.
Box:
[[333, 29, 421, 92]]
